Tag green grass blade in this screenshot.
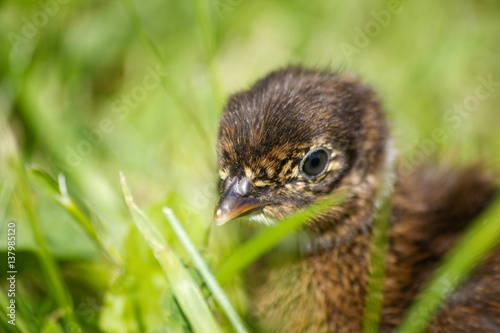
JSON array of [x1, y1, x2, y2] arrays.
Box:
[[397, 196, 500, 333], [163, 207, 249, 333], [9, 146, 82, 331], [27, 166, 98, 242], [215, 191, 349, 285], [120, 173, 223, 333], [363, 193, 393, 333], [27, 166, 123, 265]]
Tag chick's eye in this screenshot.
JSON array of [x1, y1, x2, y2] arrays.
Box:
[[301, 148, 329, 177]]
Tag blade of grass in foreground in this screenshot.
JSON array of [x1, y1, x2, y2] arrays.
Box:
[[215, 191, 349, 285], [120, 173, 223, 333], [7, 145, 82, 331], [363, 193, 393, 333], [27, 166, 123, 266], [397, 196, 500, 333], [163, 208, 249, 333], [27, 166, 98, 242]]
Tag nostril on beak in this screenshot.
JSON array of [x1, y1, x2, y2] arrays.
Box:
[[235, 177, 253, 197]]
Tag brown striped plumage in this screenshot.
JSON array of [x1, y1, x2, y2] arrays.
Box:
[[215, 66, 499, 332]]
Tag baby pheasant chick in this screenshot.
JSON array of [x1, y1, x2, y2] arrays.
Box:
[[214, 67, 499, 332]]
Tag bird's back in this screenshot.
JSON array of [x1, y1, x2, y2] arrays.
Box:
[[383, 163, 500, 332]]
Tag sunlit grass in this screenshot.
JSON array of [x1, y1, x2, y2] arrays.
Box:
[[1, 0, 499, 332], [120, 173, 223, 333], [363, 187, 393, 333]]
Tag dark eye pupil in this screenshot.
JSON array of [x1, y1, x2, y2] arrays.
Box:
[[302, 149, 328, 177]]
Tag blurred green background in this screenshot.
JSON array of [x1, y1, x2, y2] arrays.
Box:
[[0, 0, 499, 332]]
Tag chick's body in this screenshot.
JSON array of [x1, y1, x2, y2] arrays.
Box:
[[214, 67, 499, 332]]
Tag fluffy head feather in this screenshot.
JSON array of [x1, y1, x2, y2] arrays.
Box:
[[217, 66, 389, 238]]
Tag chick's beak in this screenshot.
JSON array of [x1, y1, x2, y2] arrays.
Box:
[[214, 177, 265, 226]]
